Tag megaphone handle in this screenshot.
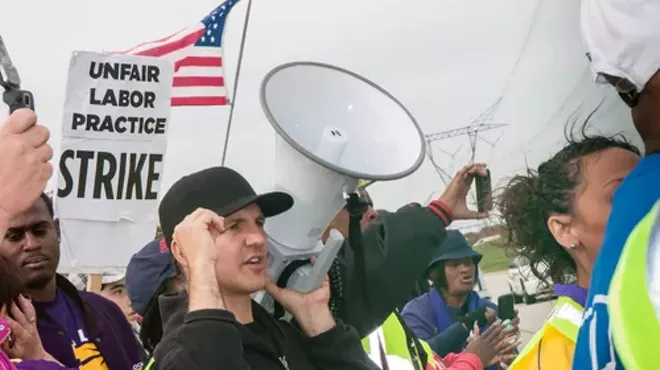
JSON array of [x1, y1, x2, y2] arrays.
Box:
[[272, 233, 344, 321], [302, 230, 345, 293]]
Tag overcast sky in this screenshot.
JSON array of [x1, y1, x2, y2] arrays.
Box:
[[2, 0, 640, 231]]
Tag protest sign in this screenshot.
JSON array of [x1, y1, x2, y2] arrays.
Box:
[[56, 51, 173, 271]]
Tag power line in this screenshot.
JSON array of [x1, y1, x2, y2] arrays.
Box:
[[425, 123, 509, 142], [424, 123, 508, 186]]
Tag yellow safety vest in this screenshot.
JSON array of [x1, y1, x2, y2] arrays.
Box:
[[362, 313, 442, 370], [509, 296, 583, 369], [610, 202, 660, 370]]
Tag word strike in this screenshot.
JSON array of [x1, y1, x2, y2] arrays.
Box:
[[58, 150, 162, 201]]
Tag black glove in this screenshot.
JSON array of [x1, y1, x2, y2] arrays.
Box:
[[457, 307, 488, 329]]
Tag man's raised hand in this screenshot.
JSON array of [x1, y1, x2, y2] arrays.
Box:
[[0, 109, 53, 222], [438, 162, 489, 220], [265, 275, 336, 337], [171, 208, 227, 312]]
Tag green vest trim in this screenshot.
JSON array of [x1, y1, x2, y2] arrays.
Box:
[[509, 296, 583, 368], [610, 202, 660, 370], [362, 313, 439, 369], [144, 357, 155, 370]]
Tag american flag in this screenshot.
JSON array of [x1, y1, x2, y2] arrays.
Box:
[[116, 0, 241, 107]]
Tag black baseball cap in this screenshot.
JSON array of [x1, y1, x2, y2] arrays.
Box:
[[159, 166, 294, 246]]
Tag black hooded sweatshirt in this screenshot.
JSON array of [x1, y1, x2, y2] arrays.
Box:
[[150, 292, 378, 370], [335, 202, 449, 337]]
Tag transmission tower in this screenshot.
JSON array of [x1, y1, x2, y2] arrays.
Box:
[[426, 123, 509, 160], [425, 122, 508, 183]]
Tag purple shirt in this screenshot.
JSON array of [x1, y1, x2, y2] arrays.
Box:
[[34, 289, 88, 347], [402, 291, 497, 341], [34, 289, 109, 369], [33, 275, 144, 370], [553, 283, 588, 308]]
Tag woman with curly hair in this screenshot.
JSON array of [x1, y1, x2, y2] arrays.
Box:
[[499, 123, 640, 370]]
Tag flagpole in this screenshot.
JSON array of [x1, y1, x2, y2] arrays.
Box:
[[221, 0, 253, 165]]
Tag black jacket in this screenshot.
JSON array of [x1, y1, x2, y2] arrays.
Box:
[[336, 202, 448, 337], [151, 292, 377, 370]]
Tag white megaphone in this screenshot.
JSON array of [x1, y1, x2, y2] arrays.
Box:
[[254, 61, 425, 315]]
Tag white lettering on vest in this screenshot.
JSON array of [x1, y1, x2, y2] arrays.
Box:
[[77, 329, 89, 343]]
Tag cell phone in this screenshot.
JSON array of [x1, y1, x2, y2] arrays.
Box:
[[475, 168, 493, 213], [497, 293, 515, 320]]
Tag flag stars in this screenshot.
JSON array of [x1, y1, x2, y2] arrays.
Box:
[[201, 36, 206, 42], [207, 30, 211, 35], [213, 23, 218, 29], [211, 36, 215, 42]]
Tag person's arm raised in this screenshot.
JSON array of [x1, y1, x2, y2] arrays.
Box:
[[0, 109, 53, 238], [339, 163, 490, 336], [155, 208, 250, 370]]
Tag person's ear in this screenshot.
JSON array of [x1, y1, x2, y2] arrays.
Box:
[[170, 240, 188, 269], [547, 213, 578, 251]]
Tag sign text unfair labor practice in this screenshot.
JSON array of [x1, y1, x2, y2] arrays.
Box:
[[57, 51, 173, 222], [56, 51, 174, 271]]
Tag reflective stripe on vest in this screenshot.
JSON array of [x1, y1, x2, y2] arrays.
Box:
[[610, 202, 660, 370], [509, 296, 583, 369], [362, 314, 442, 370], [144, 357, 155, 370], [367, 327, 416, 370]]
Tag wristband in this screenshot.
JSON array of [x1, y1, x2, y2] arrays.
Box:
[[428, 200, 453, 226], [432, 200, 454, 220]]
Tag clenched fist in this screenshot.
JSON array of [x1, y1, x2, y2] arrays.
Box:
[[0, 109, 53, 221]]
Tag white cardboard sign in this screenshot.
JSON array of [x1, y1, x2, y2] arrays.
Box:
[[56, 51, 174, 271]]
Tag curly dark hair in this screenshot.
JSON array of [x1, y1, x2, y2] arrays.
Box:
[[497, 112, 641, 284]]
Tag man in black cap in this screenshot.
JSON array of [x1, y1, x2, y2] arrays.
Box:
[[148, 167, 375, 370]]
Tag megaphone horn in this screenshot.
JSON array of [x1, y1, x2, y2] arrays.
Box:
[[256, 61, 425, 316]]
